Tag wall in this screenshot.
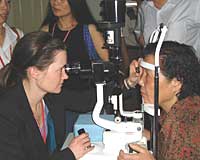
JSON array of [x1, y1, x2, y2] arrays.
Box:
[[8, 0, 48, 33]]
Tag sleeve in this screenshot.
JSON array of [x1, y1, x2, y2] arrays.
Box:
[[0, 113, 25, 160], [194, 0, 200, 22], [49, 148, 76, 160], [159, 110, 200, 159], [134, 4, 145, 39]]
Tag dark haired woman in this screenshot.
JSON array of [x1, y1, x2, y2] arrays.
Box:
[[41, 0, 109, 62], [118, 41, 200, 160], [0, 31, 94, 160], [40, 0, 110, 132]]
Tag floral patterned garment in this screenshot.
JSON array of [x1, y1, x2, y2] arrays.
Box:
[[158, 96, 200, 160]]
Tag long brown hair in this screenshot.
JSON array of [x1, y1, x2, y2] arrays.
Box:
[[0, 31, 66, 89]]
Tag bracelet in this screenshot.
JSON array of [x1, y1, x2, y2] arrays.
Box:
[[124, 79, 130, 90], [120, 28, 124, 37], [124, 78, 136, 90]]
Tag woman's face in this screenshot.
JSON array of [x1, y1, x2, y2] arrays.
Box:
[[50, 0, 71, 18], [139, 55, 178, 110], [0, 0, 10, 25], [36, 50, 68, 94]]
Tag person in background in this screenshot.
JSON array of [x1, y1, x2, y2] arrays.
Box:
[[0, 0, 23, 69], [122, 0, 143, 61], [0, 31, 94, 160], [135, 0, 200, 59], [40, 0, 109, 62], [121, 0, 143, 111], [40, 0, 109, 132], [119, 41, 200, 160]]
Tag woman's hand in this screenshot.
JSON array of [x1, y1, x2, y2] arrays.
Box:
[[117, 144, 155, 160], [68, 133, 94, 159], [126, 59, 142, 87]]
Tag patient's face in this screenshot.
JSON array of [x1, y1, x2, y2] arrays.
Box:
[[139, 54, 177, 110]]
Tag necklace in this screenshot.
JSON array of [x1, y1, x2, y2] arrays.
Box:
[[52, 23, 71, 43], [33, 100, 47, 143], [33, 101, 44, 126]]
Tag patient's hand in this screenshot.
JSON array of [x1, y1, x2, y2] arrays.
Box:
[[117, 144, 155, 160], [143, 129, 150, 141]]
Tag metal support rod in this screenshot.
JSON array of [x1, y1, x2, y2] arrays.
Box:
[[153, 66, 159, 159]]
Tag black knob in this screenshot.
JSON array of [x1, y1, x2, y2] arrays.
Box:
[[78, 128, 86, 135]]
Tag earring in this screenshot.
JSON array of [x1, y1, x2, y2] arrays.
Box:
[[176, 92, 180, 98]]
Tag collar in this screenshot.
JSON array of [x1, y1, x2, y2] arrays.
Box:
[[2, 23, 18, 50], [145, 0, 182, 9]]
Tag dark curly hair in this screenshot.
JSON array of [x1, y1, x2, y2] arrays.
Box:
[[143, 41, 200, 100]]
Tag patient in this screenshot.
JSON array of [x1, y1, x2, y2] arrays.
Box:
[[119, 41, 200, 160]]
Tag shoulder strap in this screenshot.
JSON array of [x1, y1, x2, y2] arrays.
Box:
[[83, 25, 100, 61], [48, 23, 54, 34], [11, 27, 20, 41]]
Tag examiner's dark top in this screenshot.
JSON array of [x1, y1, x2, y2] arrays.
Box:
[[0, 81, 94, 160]]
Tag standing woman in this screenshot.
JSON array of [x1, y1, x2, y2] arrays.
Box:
[[40, 0, 109, 131], [0, 31, 93, 160], [40, 0, 109, 62], [0, 0, 23, 69]]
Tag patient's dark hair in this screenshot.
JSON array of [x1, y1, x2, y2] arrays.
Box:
[[0, 31, 66, 88], [143, 41, 200, 100]]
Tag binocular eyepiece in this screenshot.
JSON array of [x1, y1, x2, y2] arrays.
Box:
[[65, 61, 118, 83]]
